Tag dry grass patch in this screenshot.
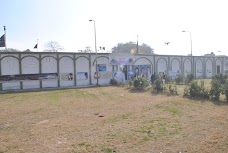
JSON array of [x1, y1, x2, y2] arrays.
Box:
[[0, 86, 228, 153]]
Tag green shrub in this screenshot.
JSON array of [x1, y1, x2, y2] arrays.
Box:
[[183, 86, 189, 97], [165, 76, 172, 83], [175, 75, 183, 84], [210, 79, 222, 100], [199, 80, 210, 99], [189, 81, 201, 98], [168, 84, 178, 95], [128, 79, 133, 87], [185, 80, 209, 99], [212, 73, 227, 84], [109, 78, 118, 85], [153, 79, 164, 92], [133, 77, 149, 89], [222, 80, 228, 102], [185, 74, 194, 84]]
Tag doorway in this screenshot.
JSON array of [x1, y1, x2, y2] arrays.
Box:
[[217, 65, 221, 74]]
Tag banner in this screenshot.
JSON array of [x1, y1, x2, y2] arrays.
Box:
[[98, 64, 106, 71], [77, 72, 88, 80], [109, 53, 134, 65], [60, 73, 73, 81], [133, 65, 151, 79], [0, 73, 58, 83]]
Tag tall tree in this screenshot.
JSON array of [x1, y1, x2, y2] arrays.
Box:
[[44, 41, 63, 52], [111, 42, 154, 54]]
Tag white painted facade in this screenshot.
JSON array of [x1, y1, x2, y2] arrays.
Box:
[[0, 52, 227, 91]]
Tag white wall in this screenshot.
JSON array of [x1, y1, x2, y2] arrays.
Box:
[[59, 56, 74, 87], [195, 59, 203, 78], [206, 59, 213, 78], [21, 56, 40, 89], [183, 58, 191, 77], [0, 53, 226, 91], [157, 58, 167, 74], [76, 56, 90, 86], [41, 56, 58, 88], [1, 57, 20, 90]]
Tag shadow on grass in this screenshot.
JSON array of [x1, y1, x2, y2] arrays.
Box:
[[0, 85, 109, 95], [127, 88, 147, 93], [183, 96, 228, 106]]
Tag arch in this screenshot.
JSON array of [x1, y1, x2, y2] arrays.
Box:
[[183, 58, 192, 77], [170, 58, 180, 71], [59, 55, 74, 61], [156, 58, 167, 74], [205, 58, 213, 78], [41, 56, 58, 88], [75, 56, 89, 61], [21, 55, 39, 60], [59, 56, 74, 87], [76, 56, 90, 86], [195, 58, 203, 78], [133, 57, 153, 65], [0, 55, 19, 61], [21, 56, 39, 72], [41, 55, 57, 60], [215, 58, 222, 74], [92, 56, 109, 66]]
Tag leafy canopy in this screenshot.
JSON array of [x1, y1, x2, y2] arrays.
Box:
[[112, 41, 154, 54]]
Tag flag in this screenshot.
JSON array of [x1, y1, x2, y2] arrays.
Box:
[[0, 34, 5, 47], [34, 44, 38, 49]]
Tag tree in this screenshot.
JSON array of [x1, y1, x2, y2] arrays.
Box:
[[0, 48, 20, 52], [111, 42, 154, 54], [23, 49, 32, 52], [44, 41, 63, 52]]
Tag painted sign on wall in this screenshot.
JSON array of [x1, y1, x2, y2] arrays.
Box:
[[0, 73, 58, 83], [60, 73, 73, 81], [77, 72, 88, 80]]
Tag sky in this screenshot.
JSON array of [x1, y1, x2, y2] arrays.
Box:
[[1, 0, 228, 56]]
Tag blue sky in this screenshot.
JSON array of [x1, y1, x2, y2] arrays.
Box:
[[1, 0, 228, 56]]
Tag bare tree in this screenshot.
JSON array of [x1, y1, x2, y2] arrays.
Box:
[[44, 41, 63, 52]]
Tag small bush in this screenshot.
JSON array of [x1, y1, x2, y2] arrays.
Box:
[[166, 76, 173, 84], [175, 75, 183, 85], [153, 79, 164, 92], [199, 80, 210, 99], [189, 81, 201, 98], [184, 80, 210, 99], [185, 74, 194, 84], [212, 73, 227, 84], [128, 79, 133, 87], [110, 78, 118, 85], [167, 84, 178, 95], [223, 80, 228, 102], [133, 77, 149, 89], [210, 79, 222, 100], [183, 86, 189, 97]]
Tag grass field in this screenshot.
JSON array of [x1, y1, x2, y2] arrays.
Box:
[[0, 86, 228, 153]]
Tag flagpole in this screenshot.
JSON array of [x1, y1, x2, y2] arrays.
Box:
[[37, 39, 38, 52], [136, 35, 138, 54], [3, 26, 6, 50]]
